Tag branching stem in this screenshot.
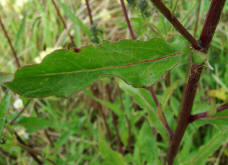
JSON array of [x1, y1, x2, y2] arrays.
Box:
[[149, 0, 201, 50]]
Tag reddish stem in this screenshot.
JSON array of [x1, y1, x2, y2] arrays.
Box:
[[167, 64, 204, 165], [120, 0, 136, 40], [85, 0, 94, 25], [199, 0, 226, 52], [190, 104, 228, 122], [149, 0, 201, 50], [149, 86, 173, 141]]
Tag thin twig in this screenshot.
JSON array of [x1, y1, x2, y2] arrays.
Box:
[[10, 100, 31, 125], [149, 86, 173, 141], [167, 64, 204, 165], [190, 104, 228, 122], [15, 132, 43, 165], [51, 0, 76, 48], [85, 0, 94, 25], [149, 0, 201, 50], [0, 15, 20, 68], [119, 0, 136, 40]]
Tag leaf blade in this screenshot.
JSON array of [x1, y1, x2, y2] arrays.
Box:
[[6, 39, 179, 97]]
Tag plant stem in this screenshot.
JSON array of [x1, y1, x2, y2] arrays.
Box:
[[120, 0, 136, 40], [149, 86, 173, 141], [15, 132, 43, 164], [190, 104, 228, 122], [51, 0, 76, 48], [0, 16, 20, 68], [167, 64, 204, 165], [85, 0, 94, 25], [199, 0, 226, 52], [149, 0, 201, 50]]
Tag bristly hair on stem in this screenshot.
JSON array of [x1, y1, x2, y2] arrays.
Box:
[[167, 64, 204, 165]]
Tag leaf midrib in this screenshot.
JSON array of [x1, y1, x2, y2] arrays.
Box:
[[20, 53, 178, 78]]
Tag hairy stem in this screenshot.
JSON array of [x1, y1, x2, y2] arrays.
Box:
[[149, 0, 201, 50], [167, 64, 204, 165], [0, 16, 20, 68], [120, 0, 136, 40], [199, 0, 226, 52]]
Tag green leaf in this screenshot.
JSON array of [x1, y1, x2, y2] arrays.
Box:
[[0, 93, 11, 136], [58, 2, 91, 37], [99, 132, 127, 165], [0, 73, 14, 85], [181, 130, 228, 165], [6, 39, 179, 97], [84, 90, 123, 116], [133, 122, 160, 165], [118, 79, 169, 142], [16, 117, 52, 132], [14, 13, 26, 50]]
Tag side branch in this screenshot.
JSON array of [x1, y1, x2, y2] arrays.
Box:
[[149, 0, 201, 50], [190, 104, 228, 123], [167, 64, 204, 165], [149, 86, 173, 141], [199, 0, 226, 52]]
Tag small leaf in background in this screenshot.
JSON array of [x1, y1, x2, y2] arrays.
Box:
[[133, 122, 160, 165], [58, 2, 91, 37], [208, 88, 228, 102], [16, 117, 52, 133], [181, 130, 228, 165], [6, 39, 179, 97], [14, 13, 26, 51], [0, 92, 11, 136], [99, 132, 127, 165], [84, 90, 123, 116]]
